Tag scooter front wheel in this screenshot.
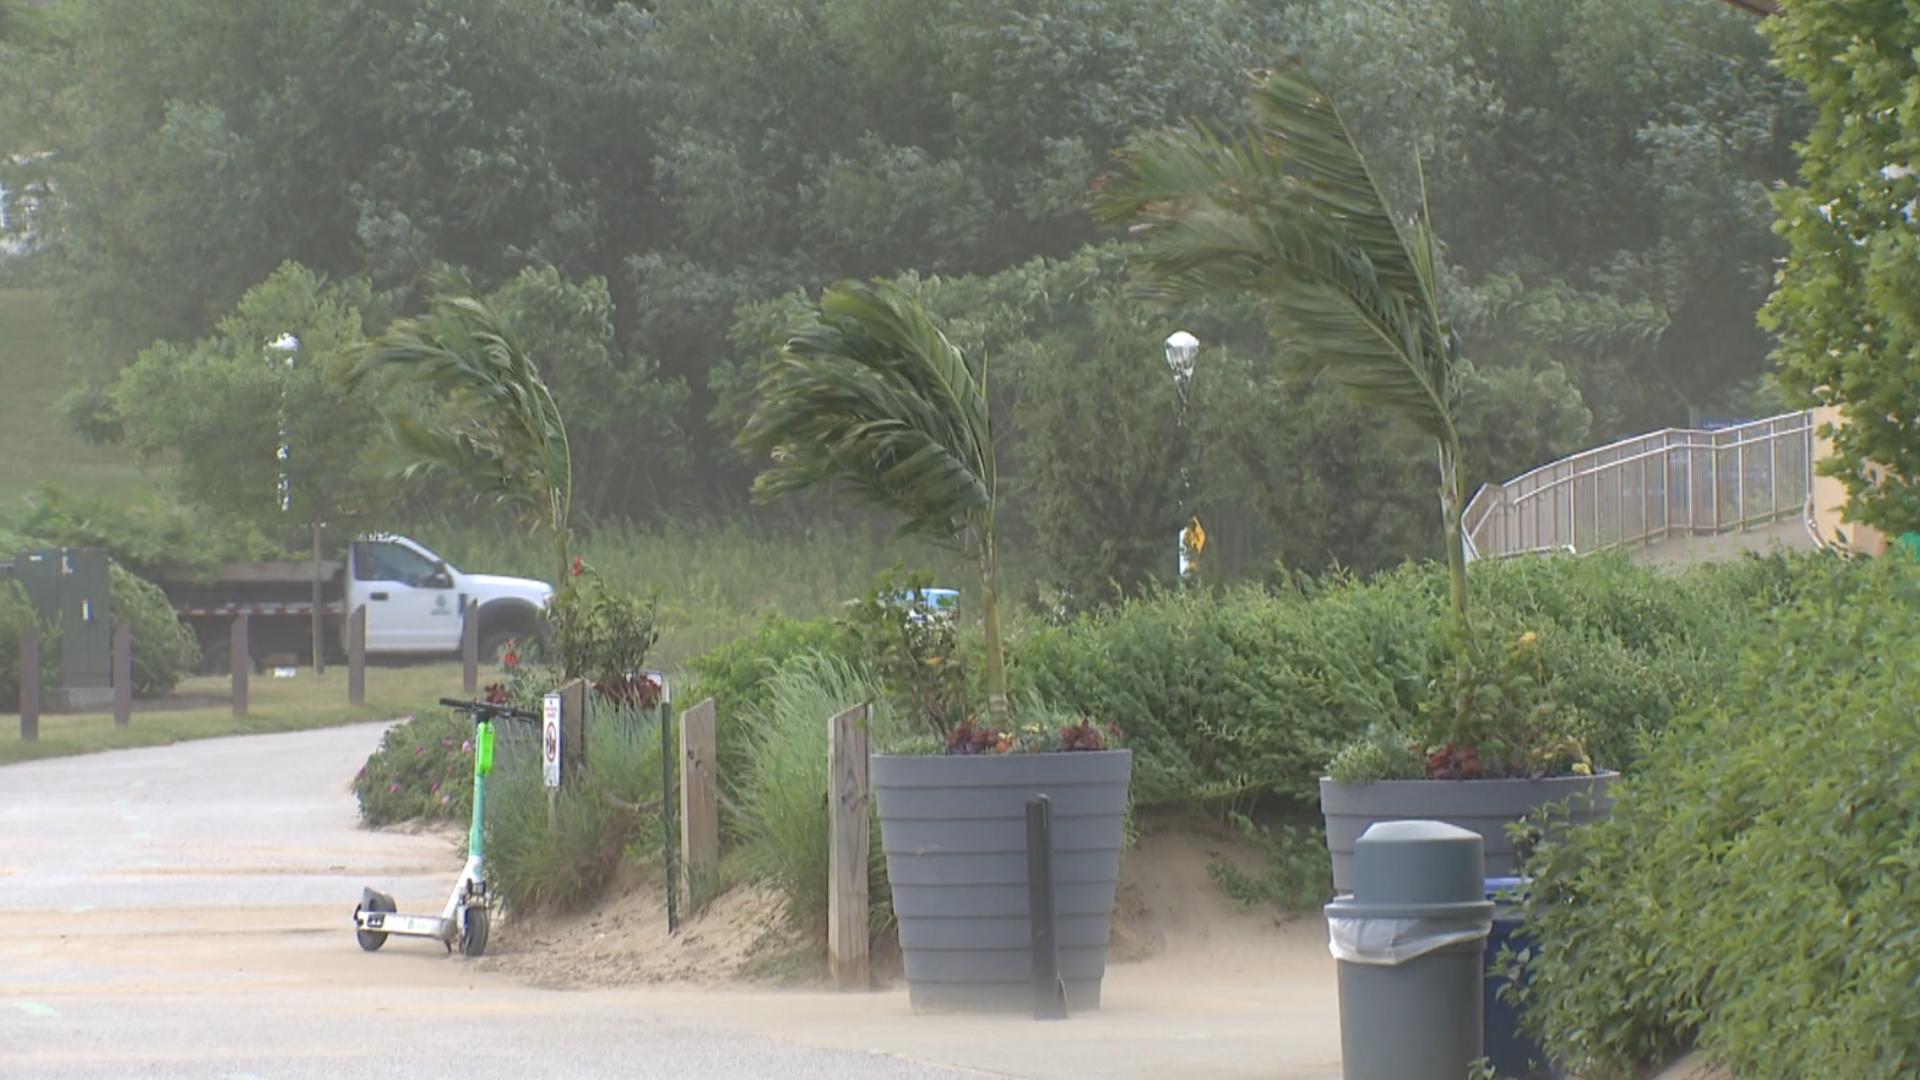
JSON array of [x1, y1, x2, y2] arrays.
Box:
[[459, 905, 490, 958], [356, 893, 396, 952]]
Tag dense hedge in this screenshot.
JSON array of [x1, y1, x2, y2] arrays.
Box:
[[1007, 554, 1800, 809], [690, 554, 1812, 813], [1511, 555, 1920, 1079]]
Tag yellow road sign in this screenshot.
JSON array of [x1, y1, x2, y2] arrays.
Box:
[[1184, 517, 1207, 555]]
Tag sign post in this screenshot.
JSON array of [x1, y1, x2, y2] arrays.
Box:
[[542, 692, 563, 790]]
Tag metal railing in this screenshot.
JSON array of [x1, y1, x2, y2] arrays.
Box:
[[1462, 411, 1816, 562]]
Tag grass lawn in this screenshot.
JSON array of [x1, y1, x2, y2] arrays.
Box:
[[0, 662, 469, 766], [0, 288, 152, 507]]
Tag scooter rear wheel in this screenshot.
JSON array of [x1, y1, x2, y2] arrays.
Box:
[[459, 905, 490, 958], [356, 893, 396, 952]]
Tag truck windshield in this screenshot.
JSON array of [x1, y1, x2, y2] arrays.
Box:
[[353, 541, 440, 585]]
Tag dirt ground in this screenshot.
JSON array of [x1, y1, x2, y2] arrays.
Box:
[[478, 813, 1310, 995]]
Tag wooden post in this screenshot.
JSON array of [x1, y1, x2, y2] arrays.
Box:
[[18, 624, 39, 742], [660, 699, 678, 935], [310, 521, 326, 675], [461, 599, 479, 694], [559, 678, 588, 780], [229, 613, 249, 718], [827, 702, 872, 991], [347, 604, 366, 706], [112, 622, 132, 728], [679, 698, 720, 910]]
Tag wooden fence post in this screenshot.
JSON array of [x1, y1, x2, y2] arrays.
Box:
[[461, 599, 479, 694], [828, 702, 872, 991], [347, 605, 366, 706], [559, 678, 588, 780], [680, 697, 720, 910], [112, 622, 132, 728], [229, 613, 249, 718], [18, 624, 39, 742]]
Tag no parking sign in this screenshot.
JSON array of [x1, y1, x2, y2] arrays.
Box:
[[542, 692, 562, 789]]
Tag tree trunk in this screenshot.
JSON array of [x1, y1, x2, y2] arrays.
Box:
[[980, 547, 1010, 728], [1437, 437, 1471, 629]]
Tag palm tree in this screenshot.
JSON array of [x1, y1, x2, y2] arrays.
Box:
[[1092, 66, 1472, 624], [351, 293, 574, 585], [738, 281, 1011, 728]]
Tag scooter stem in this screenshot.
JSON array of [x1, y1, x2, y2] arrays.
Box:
[[470, 717, 494, 865]]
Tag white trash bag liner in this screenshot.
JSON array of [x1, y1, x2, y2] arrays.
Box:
[[1328, 915, 1493, 966]]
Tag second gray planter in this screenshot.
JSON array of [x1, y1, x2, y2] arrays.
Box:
[[873, 749, 1132, 1012], [1320, 772, 1617, 895]]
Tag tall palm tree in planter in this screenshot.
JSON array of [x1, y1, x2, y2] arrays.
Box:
[[1095, 67, 1613, 894], [739, 282, 1133, 1012]]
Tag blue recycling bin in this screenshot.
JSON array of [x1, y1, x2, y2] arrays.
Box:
[[1483, 877, 1561, 1080]]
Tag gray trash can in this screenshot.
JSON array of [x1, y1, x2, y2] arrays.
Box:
[[1325, 820, 1495, 1080]]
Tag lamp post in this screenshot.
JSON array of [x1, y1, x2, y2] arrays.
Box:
[[1164, 331, 1201, 579], [267, 333, 323, 673]]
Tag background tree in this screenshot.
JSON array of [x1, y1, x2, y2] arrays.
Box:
[[739, 282, 1011, 726], [109, 262, 383, 539], [1762, 0, 1920, 535]]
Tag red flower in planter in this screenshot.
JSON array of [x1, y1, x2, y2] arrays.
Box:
[[1426, 743, 1483, 780], [571, 556, 586, 578], [501, 644, 520, 670]]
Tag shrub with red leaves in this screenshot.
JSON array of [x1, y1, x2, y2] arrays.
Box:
[[1426, 743, 1484, 780], [945, 720, 1005, 755], [1058, 721, 1109, 752], [593, 672, 663, 710]]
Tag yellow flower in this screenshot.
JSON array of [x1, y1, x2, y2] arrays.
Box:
[[1517, 630, 1539, 648], [1571, 761, 1593, 776]]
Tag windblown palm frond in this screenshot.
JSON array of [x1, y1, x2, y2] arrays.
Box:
[[352, 293, 573, 578], [1094, 66, 1473, 623], [1093, 67, 1459, 446], [738, 281, 1011, 725], [739, 282, 996, 551]]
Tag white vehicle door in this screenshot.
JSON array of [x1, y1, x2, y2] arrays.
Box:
[[349, 539, 462, 653]]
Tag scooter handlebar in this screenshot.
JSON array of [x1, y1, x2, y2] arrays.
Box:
[[438, 698, 539, 724]]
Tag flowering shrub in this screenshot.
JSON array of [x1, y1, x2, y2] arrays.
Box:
[[546, 557, 659, 690], [352, 710, 477, 826]]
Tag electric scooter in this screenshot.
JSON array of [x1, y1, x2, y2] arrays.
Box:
[[352, 697, 535, 958]]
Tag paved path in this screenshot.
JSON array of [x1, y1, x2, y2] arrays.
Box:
[[0, 726, 975, 1079], [0, 724, 1344, 1080], [1628, 518, 1815, 569]]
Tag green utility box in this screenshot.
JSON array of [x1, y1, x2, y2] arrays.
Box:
[[12, 547, 115, 711]]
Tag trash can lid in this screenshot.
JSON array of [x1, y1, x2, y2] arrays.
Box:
[[1349, 820, 1488, 907]]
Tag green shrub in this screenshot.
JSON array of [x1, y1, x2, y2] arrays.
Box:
[[1010, 554, 1816, 812], [352, 710, 477, 827], [1208, 811, 1335, 915], [109, 563, 199, 695], [734, 655, 895, 942], [1509, 554, 1920, 1079], [485, 702, 667, 915], [685, 612, 849, 802], [0, 580, 54, 709]]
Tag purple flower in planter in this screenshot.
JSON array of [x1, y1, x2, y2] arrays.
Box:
[[431, 781, 441, 794], [461, 740, 473, 753], [440, 794, 451, 805]]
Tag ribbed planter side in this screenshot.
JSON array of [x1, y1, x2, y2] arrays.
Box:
[[1320, 773, 1617, 895], [873, 750, 1132, 1013]]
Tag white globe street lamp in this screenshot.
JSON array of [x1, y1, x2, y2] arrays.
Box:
[[1164, 331, 1201, 578]]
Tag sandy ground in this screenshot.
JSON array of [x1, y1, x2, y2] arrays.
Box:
[[1, 721, 1345, 1079]]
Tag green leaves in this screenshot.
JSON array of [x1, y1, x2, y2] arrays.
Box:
[[740, 281, 996, 552], [1762, 0, 1920, 535], [355, 286, 573, 576]]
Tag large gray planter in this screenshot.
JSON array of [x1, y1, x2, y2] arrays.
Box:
[[1320, 773, 1616, 895], [872, 749, 1132, 1013]]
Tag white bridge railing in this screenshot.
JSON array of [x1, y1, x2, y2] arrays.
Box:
[[1462, 411, 1816, 562]]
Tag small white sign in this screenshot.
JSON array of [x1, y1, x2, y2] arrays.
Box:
[[542, 692, 563, 789]]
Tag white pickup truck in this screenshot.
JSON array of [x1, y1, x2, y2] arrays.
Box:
[[158, 533, 552, 673]]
